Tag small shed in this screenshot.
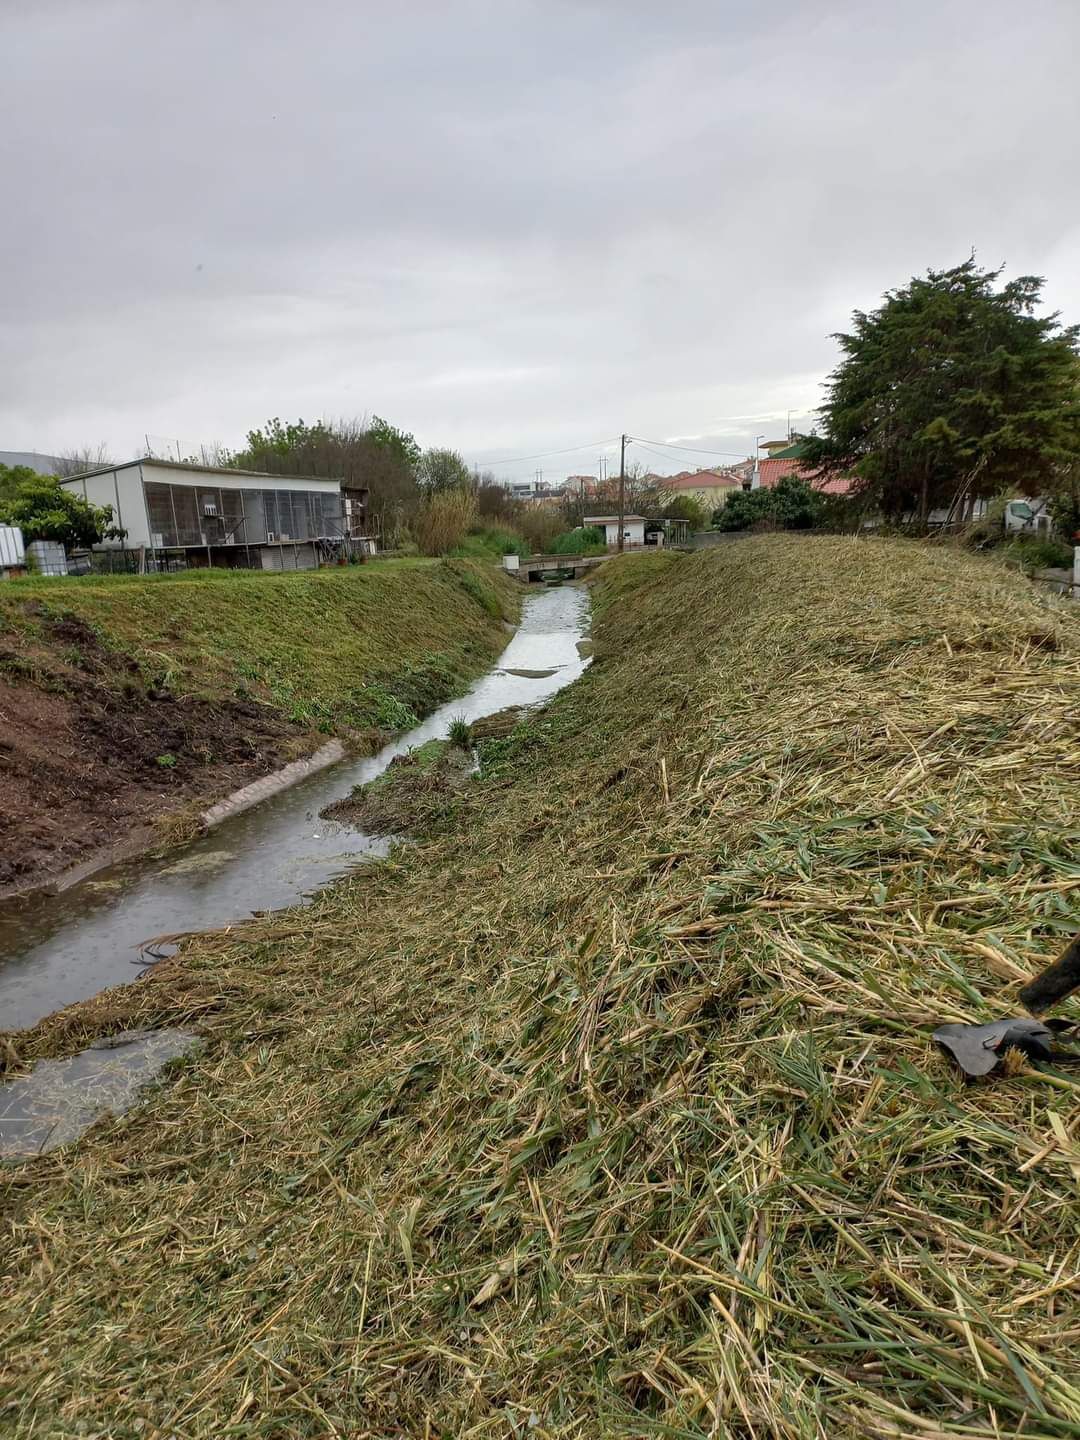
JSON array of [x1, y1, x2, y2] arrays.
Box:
[[0, 524, 26, 579], [585, 515, 646, 549]]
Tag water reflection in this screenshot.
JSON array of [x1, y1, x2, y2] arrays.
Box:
[[0, 1028, 200, 1159]]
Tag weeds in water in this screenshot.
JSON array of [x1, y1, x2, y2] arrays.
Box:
[[447, 715, 472, 748]]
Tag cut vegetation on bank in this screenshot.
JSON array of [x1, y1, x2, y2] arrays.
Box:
[[0, 560, 516, 893], [3, 537, 1080, 1436]]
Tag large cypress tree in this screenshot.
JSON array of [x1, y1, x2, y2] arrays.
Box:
[[802, 258, 1080, 523]]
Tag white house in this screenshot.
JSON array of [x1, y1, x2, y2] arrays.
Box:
[[584, 514, 646, 549], [61, 459, 358, 570]]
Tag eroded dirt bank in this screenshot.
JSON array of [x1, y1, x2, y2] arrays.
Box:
[[0, 562, 517, 894], [0, 614, 306, 892]]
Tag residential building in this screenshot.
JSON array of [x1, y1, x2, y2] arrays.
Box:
[[665, 468, 743, 511], [731, 454, 854, 496], [61, 459, 365, 570], [500, 476, 567, 500], [585, 514, 646, 548]]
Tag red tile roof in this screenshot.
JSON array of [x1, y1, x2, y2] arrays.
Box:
[[754, 457, 854, 496]]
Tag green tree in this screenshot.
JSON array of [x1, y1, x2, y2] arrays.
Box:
[[802, 257, 1080, 523], [367, 415, 421, 472], [228, 416, 422, 545], [230, 417, 330, 464], [663, 493, 708, 531], [417, 447, 471, 493], [0, 474, 117, 549], [0, 463, 40, 506]]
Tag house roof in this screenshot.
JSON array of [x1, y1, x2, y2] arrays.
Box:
[[59, 457, 346, 489], [584, 514, 646, 523], [754, 457, 854, 496], [0, 450, 64, 474]]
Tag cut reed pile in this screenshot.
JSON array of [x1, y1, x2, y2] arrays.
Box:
[[3, 536, 1080, 1438]]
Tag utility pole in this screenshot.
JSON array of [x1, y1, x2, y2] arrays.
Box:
[[617, 433, 627, 553]]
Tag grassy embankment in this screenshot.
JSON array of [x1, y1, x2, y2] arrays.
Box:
[[4, 537, 1080, 1437], [0, 559, 515, 732], [0, 559, 517, 889]]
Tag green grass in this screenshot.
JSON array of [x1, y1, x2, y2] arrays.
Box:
[[0, 559, 519, 734], [451, 526, 531, 561]]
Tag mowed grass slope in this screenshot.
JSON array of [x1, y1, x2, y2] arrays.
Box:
[[0, 558, 517, 731], [4, 537, 1080, 1437]]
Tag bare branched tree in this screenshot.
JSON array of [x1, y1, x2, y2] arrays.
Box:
[[54, 443, 113, 478]]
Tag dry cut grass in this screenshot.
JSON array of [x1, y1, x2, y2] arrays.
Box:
[[3, 536, 1080, 1439]]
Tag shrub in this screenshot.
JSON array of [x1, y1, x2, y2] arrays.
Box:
[[550, 526, 606, 555], [452, 526, 529, 560], [715, 489, 774, 531], [715, 477, 825, 532], [1001, 535, 1075, 573], [412, 489, 478, 556], [771, 475, 826, 530], [663, 494, 708, 531], [516, 505, 564, 554]]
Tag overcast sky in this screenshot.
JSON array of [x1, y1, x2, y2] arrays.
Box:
[[2, 0, 1079, 481]]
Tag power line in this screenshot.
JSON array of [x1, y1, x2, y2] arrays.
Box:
[[629, 435, 749, 459], [627, 439, 700, 471], [467, 436, 620, 468]]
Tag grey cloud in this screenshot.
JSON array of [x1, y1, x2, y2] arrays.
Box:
[[2, 0, 1078, 477]]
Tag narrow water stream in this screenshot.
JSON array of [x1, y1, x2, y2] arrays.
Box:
[[0, 585, 589, 1032]]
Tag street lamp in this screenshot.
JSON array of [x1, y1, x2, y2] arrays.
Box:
[[751, 434, 766, 492]]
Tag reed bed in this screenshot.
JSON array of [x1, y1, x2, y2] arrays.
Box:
[[3, 535, 1080, 1439]]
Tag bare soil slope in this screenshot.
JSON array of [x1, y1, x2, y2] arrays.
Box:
[[0, 562, 515, 893], [0, 615, 300, 890]]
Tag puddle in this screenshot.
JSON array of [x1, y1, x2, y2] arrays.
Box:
[[0, 585, 590, 1030], [0, 1028, 200, 1160]]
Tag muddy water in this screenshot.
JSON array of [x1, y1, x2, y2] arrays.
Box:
[[0, 586, 589, 1032]]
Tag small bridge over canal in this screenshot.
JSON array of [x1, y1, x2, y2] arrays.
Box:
[[507, 553, 609, 584]]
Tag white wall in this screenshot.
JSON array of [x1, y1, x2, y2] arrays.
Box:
[[598, 519, 644, 546], [62, 465, 151, 545], [61, 462, 342, 549]]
